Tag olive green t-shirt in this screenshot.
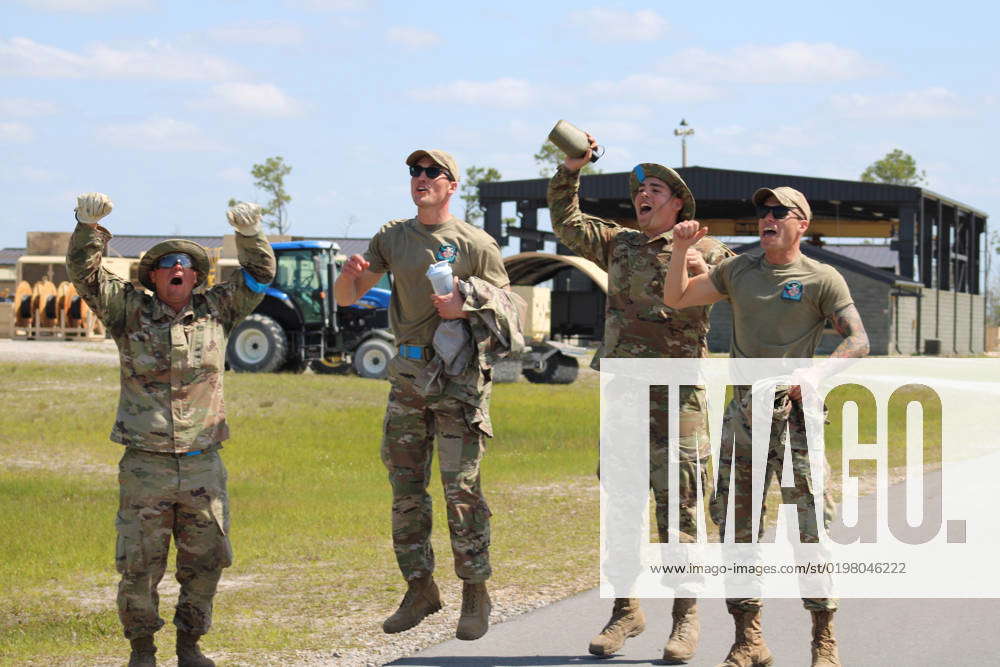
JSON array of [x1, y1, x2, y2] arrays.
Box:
[[709, 252, 853, 358], [364, 216, 509, 346]]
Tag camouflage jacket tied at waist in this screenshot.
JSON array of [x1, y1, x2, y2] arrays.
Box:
[[66, 222, 276, 453], [416, 275, 526, 406], [547, 164, 732, 369]]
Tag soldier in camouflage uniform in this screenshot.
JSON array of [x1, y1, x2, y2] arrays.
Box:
[[334, 149, 512, 641], [66, 193, 275, 667], [665, 186, 870, 667], [547, 132, 732, 663]]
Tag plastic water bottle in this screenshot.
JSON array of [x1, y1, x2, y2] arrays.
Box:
[[425, 260, 454, 296]]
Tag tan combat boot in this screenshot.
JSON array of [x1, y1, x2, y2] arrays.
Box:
[[662, 597, 700, 663], [176, 631, 214, 667], [128, 635, 156, 667], [456, 581, 491, 640], [716, 608, 774, 667], [382, 575, 443, 634], [588, 597, 646, 657], [810, 610, 842, 666]]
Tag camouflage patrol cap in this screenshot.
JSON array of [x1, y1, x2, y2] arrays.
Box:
[[752, 186, 812, 222], [138, 239, 211, 291], [406, 149, 459, 182], [628, 163, 696, 221]]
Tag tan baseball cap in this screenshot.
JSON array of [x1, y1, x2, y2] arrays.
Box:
[[752, 186, 812, 221], [406, 149, 459, 181]]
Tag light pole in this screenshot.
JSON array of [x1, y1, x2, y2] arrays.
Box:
[[673, 118, 695, 168]]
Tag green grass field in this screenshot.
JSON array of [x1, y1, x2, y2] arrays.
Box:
[[0, 364, 940, 664], [0, 364, 601, 665]]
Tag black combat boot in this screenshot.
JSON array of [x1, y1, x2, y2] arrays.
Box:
[[176, 631, 215, 667], [128, 635, 156, 667]]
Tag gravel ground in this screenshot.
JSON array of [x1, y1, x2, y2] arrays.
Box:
[[0, 338, 119, 365]]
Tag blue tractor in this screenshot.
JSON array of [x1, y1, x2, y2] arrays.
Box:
[[225, 241, 395, 378]]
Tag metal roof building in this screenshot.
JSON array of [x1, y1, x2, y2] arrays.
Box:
[[479, 165, 988, 296], [480, 166, 989, 355]]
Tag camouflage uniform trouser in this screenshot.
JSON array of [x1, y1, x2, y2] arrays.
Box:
[[381, 356, 492, 583], [649, 385, 710, 543], [116, 447, 232, 639], [713, 386, 837, 613]]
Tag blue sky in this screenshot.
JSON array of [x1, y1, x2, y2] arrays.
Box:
[[1, 0, 996, 252]]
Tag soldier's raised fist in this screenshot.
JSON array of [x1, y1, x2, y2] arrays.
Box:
[[75, 192, 113, 224], [227, 202, 262, 235], [672, 220, 706, 249]]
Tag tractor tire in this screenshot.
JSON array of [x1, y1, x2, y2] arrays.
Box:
[[523, 352, 579, 384], [491, 358, 522, 383], [226, 314, 287, 373], [353, 337, 395, 379], [310, 358, 350, 375]]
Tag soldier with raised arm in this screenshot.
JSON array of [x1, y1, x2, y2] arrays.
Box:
[[66, 194, 275, 667], [664, 186, 869, 667], [548, 132, 732, 663]]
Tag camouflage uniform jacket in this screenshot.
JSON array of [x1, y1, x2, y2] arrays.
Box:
[[416, 276, 526, 407], [548, 164, 732, 368], [66, 222, 276, 453]]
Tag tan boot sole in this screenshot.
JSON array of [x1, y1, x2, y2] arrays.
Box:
[[587, 624, 645, 657]]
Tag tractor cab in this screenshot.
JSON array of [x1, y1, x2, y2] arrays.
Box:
[[226, 241, 395, 376]]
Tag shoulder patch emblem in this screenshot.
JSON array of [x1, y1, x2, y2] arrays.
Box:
[[436, 244, 458, 263], [781, 280, 804, 301]]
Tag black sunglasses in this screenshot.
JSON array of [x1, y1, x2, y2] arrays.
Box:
[[409, 164, 452, 180], [156, 252, 194, 269], [755, 204, 800, 220]]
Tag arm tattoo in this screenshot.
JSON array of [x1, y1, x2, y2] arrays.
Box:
[[830, 304, 870, 358]]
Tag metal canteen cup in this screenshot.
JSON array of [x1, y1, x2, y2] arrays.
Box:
[[548, 119, 604, 163]]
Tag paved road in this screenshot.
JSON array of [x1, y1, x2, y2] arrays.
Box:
[[393, 592, 1000, 666], [393, 469, 1000, 666]]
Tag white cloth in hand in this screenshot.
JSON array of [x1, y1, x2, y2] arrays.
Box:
[[227, 202, 263, 235], [75, 192, 113, 224]]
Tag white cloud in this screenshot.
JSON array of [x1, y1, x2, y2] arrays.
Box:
[[594, 104, 652, 120], [0, 37, 244, 80], [671, 42, 880, 83], [386, 26, 442, 49], [96, 117, 221, 152], [195, 82, 304, 117], [829, 87, 967, 119], [409, 78, 539, 109], [0, 122, 34, 143], [585, 74, 719, 103], [15, 0, 153, 12], [586, 120, 645, 143], [568, 8, 668, 42], [207, 21, 306, 46], [0, 97, 59, 116]]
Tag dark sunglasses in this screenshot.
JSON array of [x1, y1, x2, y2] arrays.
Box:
[[409, 164, 452, 180], [755, 204, 800, 220], [156, 252, 194, 269]]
